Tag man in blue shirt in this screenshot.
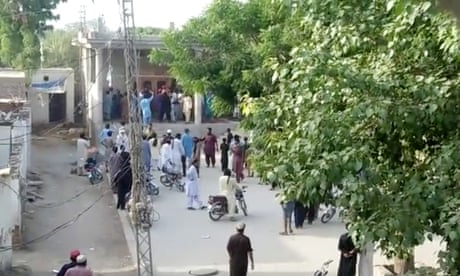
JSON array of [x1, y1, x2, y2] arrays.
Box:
[[140, 93, 154, 127], [181, 128, 194, 175], [99, 123, 111, 144]]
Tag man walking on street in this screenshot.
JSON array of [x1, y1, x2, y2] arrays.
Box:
[[203, 127, 218, 168], [227, 223, 254, 276]]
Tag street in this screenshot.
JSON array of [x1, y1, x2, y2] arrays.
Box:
[[10, 128, 444, 276], [12, 137, 135, 276], [146, 162, 345, 275]]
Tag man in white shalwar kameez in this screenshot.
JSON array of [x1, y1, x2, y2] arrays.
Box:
[[185, 159, 205, 210], [160, 138, 173, 170], [116, 128, 130, 152], [76, 133, 90, 176], [171, 134, 185, 174]]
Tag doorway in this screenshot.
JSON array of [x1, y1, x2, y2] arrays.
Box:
[[49, 93, 66, 123], [157, 80, 166, 91]]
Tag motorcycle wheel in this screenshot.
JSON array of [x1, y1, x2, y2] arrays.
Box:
[[321, 213, 332, 224], [89, 175, 96, 185], [239, 199, 248, 216], [152, 187, 160, 196], [159, 175, 173, 187], [177, 183, 185, 192], [208, 206, 224, 221], [95, 169, 103, 181]]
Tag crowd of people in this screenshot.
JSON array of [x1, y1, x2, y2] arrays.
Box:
[[75, 123, 253, 213], [73, 122, 361, 275], [102, 86, 194, 124]]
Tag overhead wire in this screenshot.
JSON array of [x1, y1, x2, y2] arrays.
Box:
[[0, 158, 155, 252], [0, 31, 160, 251], [0, 43, 119, 141]]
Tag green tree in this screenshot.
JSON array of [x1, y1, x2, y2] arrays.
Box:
[[0, 0, 66, 69], [42, 29, 79, 68], [136, 27, 165, 37], [149, 0, 292, 116], [243, 0, 460, 273]]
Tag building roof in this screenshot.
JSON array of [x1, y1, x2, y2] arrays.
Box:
[[72, 31, 164, 50], [0, 70, 26, 79], [0, 69, 26, 100]]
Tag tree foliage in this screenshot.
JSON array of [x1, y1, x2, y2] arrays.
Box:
[[149, 0, 460, 271], [42, 29, 79, 68], [137, 27, 165, 37], [149, 0, 292, 116], [242, 0, 460, 273], [0, 0, 66, 69]]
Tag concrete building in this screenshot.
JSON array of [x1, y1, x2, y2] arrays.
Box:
[[0, 70, 27, 102], [72, 30, 203, 139], [0, 107, 31, 271], [29, 68, 75, 124]]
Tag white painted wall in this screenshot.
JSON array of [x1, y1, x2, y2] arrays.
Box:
[[0, 110, 31, 272], [29, 68, 75, 124], [0, 173, 15, 271]]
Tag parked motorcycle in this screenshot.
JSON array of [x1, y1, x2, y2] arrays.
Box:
[[208, 187, 247, 221], [313, 259, 333, 276]]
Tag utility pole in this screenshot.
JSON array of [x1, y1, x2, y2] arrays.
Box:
[[79, 5, 86, 32], [119, 0, 154, 275]]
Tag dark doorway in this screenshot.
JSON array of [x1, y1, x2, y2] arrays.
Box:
[[143, 81, 152, 90], [157, 80, 166, 90], [49, 93, 66, 123]]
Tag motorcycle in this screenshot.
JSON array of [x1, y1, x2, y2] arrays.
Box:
[[145, 176, 160, 196], [313, 259, 333, 276], [159, 165, 184, 192], [320, 206, 337, 223], [84, 161, 103, 185], [208, 186, 248, 221]]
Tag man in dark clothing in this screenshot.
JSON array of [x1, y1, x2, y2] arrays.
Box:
[[114, 152, 133, 210], [337, 230, 358, 276], [227, 223, 254, 276], [294, 201, 307, 228], [220, 138, 229, 171], [226, 128, 234, 145], [57, 249, 80, 276], [159, 91, 171, 122]]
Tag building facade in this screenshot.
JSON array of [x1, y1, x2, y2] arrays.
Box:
[[73, 31, 203, 139], [29, 68, 75, 124], [0, 107, 31, 271]]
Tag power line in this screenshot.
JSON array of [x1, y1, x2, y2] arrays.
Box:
[[119, 0, 155, 274], [0, 47, 118, 142], [0, 154, 161, 252]]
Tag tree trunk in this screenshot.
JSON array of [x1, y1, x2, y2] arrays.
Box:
[[393, 252, 415, 275], [358, 242, 374, 276]]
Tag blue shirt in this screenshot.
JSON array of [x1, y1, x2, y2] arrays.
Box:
[[99, 128, 111, 143], [140, 97, 152, 116], [181, 133, 194, 158]]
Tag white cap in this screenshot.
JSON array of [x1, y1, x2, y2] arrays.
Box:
[[76, 255, 87, 264], [236, 222, 246, 231], [167, 129, 172, 134]]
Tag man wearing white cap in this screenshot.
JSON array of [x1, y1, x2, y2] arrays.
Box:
[[226, 223, 254, 276], [64, 254, 93, 276]]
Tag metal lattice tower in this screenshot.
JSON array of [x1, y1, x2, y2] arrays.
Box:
[[119, 0, 154, 275]]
